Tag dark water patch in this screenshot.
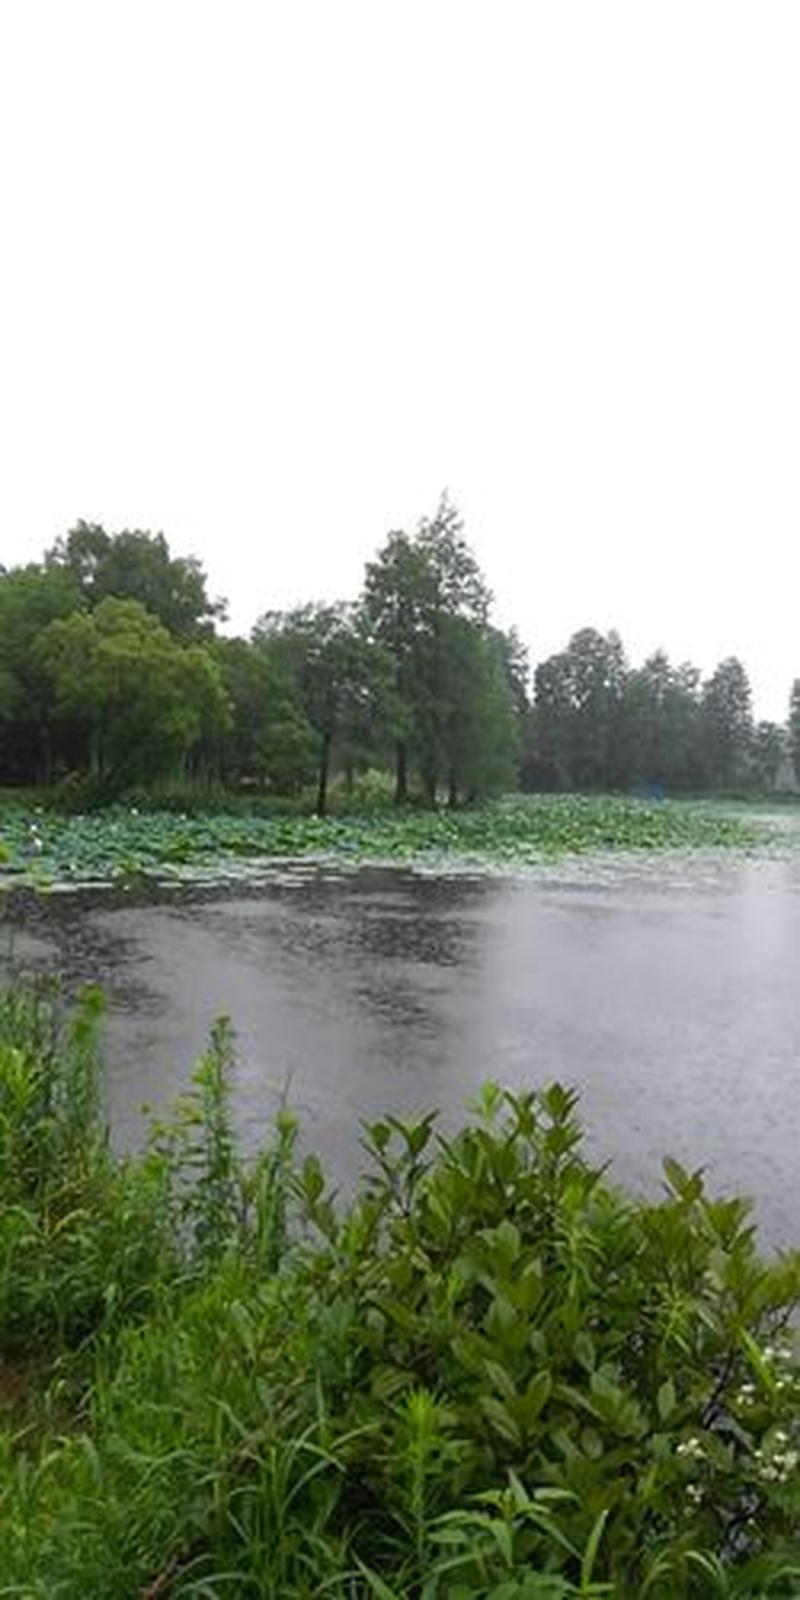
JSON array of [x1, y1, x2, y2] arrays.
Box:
[[2, 857, 799, 1254]]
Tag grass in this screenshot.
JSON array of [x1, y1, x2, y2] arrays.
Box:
[[0, 794, 772, 890], [0, 980, 797, 1596]]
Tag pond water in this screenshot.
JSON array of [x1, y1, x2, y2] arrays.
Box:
[[6, 843, 800, 1254]]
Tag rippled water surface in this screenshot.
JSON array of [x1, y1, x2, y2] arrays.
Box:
[[8, 840, 800, 1252]]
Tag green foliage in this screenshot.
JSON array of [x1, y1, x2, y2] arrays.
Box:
[[750, 723, 787, 793], [0, 563, 84, 783], [701, 660, 754, 793], [47, 521, 225, 639], [33, 598, 231, 791], [0, 991, 796, 1595], [254, 602, 391, 814], [788, 681, 800, 786], [531, 629, 629, 792], [622, 653, 705, 793], [214, 634, 318, 793], [528, 642, 764, 799], [0, 983, 177, 1356], [363, 496, 522, 805], [0, 794, 767, 888], [333, 767, 397, 812]]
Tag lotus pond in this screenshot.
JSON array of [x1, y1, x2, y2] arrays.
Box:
[[0, 795, 772, 890]]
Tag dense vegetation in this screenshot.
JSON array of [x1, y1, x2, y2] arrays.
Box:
[[0, 983, 797, 1597], [0, 796, 766, 889], [2, 506, 800, 810]]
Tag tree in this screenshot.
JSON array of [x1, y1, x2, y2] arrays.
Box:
[[750, 721, 787, 792], [494, 625, 530, 719], [47, 523, 225, 639], [363, 495, 492, 803], [254, 603, 385, 815], [213, 637, 317, 792], [439, 619, 521, 804], [565, 628, 629, 788], [623, 651, 704, 792], [527, 651, 573, 789], [701, 657, 753, 790], [788, 681, 800, 785], [0, 563, 84, 782], [35, 598, 230, 788], [529, 628, 629, 791], [363, 529, 432, 803]]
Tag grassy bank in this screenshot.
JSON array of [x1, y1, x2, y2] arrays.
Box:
[[0, 983, 797, 1597], [0, 794, 771, 889]]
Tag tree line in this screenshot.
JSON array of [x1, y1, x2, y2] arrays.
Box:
[[0, 505, 798, 808], [528, 628, 797, 796]]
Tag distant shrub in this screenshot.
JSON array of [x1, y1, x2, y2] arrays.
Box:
[[53, 769, 123, 812], [329, 766, 396, 812]]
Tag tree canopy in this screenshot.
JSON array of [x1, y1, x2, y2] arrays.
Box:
[[35, 598, 231, 788], [47, 523, 225, 639]]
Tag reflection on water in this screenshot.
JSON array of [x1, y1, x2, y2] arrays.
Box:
[[6, 849, 800, 1253]]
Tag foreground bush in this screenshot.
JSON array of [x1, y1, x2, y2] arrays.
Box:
[[0, 986, 797, 1596]]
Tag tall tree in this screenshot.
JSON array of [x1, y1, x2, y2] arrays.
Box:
[[0, 563, 83, 782], [564, 627, 629, 789], [362, 529, 427, 802], [788, 680, 800, 785], [363, 495, 491, 803], [624, 651, 704, 791], [439, 619, 521, 804], [529, 628, 629, 790], [701, 657, 753, 790], [213, 637, 316, 793], [528, 651, 573, 789], [750, 721, 787, 792], [254, 603, 384, 815]]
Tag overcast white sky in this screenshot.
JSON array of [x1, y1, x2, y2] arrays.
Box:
[[1, 2, 798, 719]]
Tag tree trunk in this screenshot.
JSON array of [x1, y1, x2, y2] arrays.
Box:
[[39, 724, 53, 787], [315, 731, 331, 816], [447, 766, 458, 808], [394, 740, 408, 805], [422, 763, 437, 808]]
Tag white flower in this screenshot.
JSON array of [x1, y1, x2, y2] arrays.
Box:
[[756, 1444, 798, 1485], [677, 1436, 705, 1461]]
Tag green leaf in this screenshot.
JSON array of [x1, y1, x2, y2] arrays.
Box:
[[580, 1507, 610, 1592], [657, 1378, 676, 1422], [574, 1332, 596, 1373], [479, 1395, 522, 1447]]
